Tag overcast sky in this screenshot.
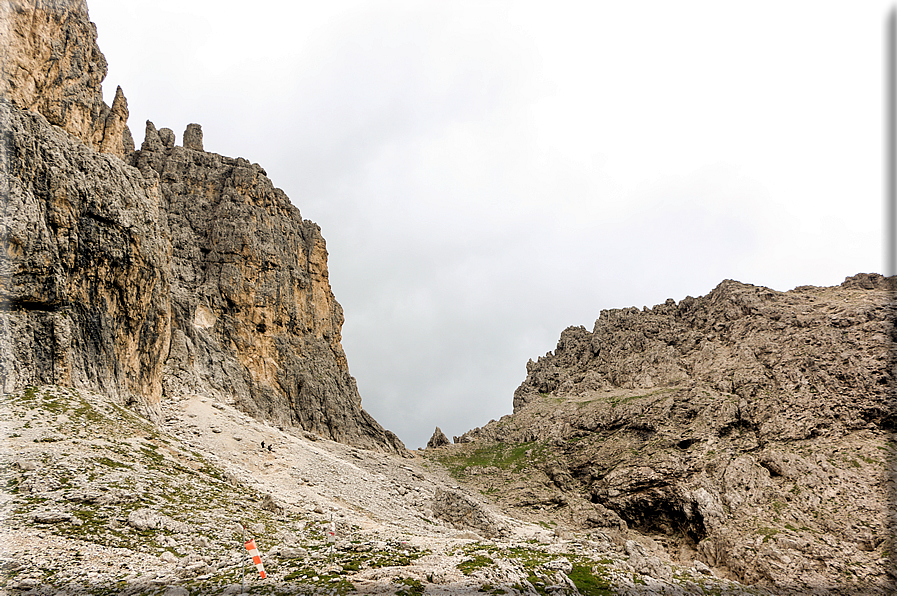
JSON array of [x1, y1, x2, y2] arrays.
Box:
[[88, 1, 891, 448]]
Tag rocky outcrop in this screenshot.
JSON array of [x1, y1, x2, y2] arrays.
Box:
[[513, 274, 895, 432], [0, 0, 134, 158], [0, 102, 171, 418], [451, 275, 896, 593], [427, 427, 451, 448], [131, 121, 404, 451], [1, 0, 404, 453], [430, 488, 510, 538]]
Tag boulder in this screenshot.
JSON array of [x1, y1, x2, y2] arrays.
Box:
[[431, 488, 510, 538]]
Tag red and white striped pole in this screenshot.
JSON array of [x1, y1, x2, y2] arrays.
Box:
[[244, 538, 267, 579]]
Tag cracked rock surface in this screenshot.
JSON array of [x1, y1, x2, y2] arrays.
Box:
[[1, 0, 403, 453], [440, 275, 896, 594]]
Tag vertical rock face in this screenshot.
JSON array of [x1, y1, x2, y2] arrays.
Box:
[[132, 122, 404, 452], [1, 0, 404, 453], [0, 102, 171, 420], [0, 0, 133, 158]]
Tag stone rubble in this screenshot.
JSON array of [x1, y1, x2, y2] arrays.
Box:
[[1, 385, 770, 595]]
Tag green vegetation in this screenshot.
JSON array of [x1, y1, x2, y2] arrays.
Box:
[[458, 554, 495, 575], [93, 457, 131, 469], [393, 576, 424, 595], [758, 527, 780, 543], [425, 441, 548, 479], [568, 564, 613, 596]]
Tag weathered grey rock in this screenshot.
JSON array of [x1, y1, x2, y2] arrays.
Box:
[[0, 0, 133, 158], [159, 127, 175, 148], [182, 123, 203, 151], [625, 540, 672, 582], [544, 557, 572, 572], [513, 275, 895, 425], [431, 488, 509, 538], [427, 427, 450, 448], [14, 459, 37, 471], [32, 510, 71, 523], [129, 508, 165, 531], [159, 551, 178, 565], [0, 0, 406, 453], [259, 493, 283, 514], [693, 560, 713, 576], [128, 125, 404, 452], [0, 102, 171, 420], [127, 508, 189, 533], [279, 546, 308, 559], [575, 501, 626, 531], [456, 275, 895, 592]]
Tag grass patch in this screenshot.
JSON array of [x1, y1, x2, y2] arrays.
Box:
[[93, 457, 131, 470], [458, 554, 495, 575], [758, 527, 780, 543], [393, 576, 424, 595], [428, 441, 547, 478], [568, 564, 613, 596]]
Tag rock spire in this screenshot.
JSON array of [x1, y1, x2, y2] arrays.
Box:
[[1, 0, 405, 453]]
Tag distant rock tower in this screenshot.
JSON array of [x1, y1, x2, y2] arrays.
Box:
[[183, 123, 203, 151], [427, 427, 451, 448]]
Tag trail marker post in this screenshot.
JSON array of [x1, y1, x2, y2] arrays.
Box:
[[327, 515, 336, 563]]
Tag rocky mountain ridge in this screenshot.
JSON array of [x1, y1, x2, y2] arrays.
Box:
[[433, 274, 896, 594], [2, 2, 896, 595], [1, 0, 403, 453]]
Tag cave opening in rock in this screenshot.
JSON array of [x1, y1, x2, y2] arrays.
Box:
[[607, 492, 708, 546]]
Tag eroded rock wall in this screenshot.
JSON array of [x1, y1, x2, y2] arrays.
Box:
[[454, 275, 896, 592], [0, 0, 133, 158], [0, 101, 170, 420], [514, 274, 896, 439], [131, 122, 404, 452], [1, 0, 404, 453]]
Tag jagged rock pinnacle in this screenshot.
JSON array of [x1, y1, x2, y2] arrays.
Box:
[[0, 0, 405, 454]]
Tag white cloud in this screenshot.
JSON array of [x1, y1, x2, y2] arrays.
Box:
[[88, 0, 889, 447]]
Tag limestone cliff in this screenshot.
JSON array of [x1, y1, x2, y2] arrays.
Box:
[[513, 273, 895, 432], [130, 121, 403, 451], [1, 99, 170, 416], [442, 275, 896, 593], [0, 0, 133, 158], [0, 0, 404, 453]]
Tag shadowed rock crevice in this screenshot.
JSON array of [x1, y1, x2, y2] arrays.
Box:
[[602, 491, 709, 546]]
